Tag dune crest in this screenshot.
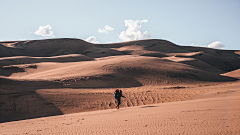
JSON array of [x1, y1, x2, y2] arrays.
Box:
[[0, 38, 239, 123]]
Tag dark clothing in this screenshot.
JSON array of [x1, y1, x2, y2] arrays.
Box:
[[116, 98, 121, 106], [113, 92, 124, 107], [114, 93, 123, 99]]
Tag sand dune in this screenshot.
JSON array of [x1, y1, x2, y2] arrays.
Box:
[[0, 38, 240, 133], [2, 39, 239, 72], [164, 56, 224, 74], [1, 55, 235, 87], [223, 69, 240, 79], [0, 81, 239, 134], [0, 54, 93, 66], [0, 38, 124, 58]]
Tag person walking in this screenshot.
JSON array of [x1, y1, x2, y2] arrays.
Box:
[[113, 89, 126, 109]]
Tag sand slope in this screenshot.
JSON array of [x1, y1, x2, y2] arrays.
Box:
[[0, 81, 239, 135], [0, 39, 125, 58], [0, 38, 240, 123], [223, 69, 240, 79]]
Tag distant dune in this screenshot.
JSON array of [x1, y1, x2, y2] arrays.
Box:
[[0, 38, 239, 123]]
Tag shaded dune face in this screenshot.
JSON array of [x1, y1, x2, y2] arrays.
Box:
[[97, 39, 240, 73], [0, 54, 94, 67], [0, 77, 63, 123], [0, 38, 125, 58], [1, 38, 240, 73], [0, 38, 239, 123], [0, 39, 94, 57], [99, 57, 236, 85]]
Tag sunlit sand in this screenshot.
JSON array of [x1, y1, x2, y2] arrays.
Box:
[[0, 39, 239, 134]]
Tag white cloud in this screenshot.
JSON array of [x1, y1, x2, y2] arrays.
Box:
[[140, 19, 148, 23], [190, 43, 197, 46], [85, 36, 99, 44], [98, 25, 114, 34], [34, 25, 54, 37], [190, 41, 225, 49], [118, 19, 151, 42], [208, 41, 225, 49]]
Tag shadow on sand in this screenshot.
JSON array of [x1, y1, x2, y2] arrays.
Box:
[[0, 77, 63, 123], [0, 76, 143, 123]]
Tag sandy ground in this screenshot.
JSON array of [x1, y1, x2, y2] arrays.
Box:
[[0, 38, 240, 134], [0, 81, 239, 135]]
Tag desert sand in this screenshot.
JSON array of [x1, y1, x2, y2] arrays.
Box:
[[0, 81, 239, 134], [0, 38, 240, 134]]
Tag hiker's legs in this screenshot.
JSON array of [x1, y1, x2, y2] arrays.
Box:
[[117, 98, 121, 109]]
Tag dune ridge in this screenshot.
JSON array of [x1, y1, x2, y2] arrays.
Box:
[[0, 38, 240, 125]]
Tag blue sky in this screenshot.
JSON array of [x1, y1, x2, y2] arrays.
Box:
[[0, 0, 240, 50]]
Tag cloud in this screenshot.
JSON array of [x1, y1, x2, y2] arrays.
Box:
[[190, 43, 197, 46], [85, 36, 99, 44], [98, 25, 114, 34], [208, 41, 225, 49], [140, 19, 148, 23], [118, 19, 151, 42], [190, 43, 207, 48], [190, 41, 225, 49], [34, 25, 54, 37]]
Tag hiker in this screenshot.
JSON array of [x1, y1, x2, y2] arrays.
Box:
[[113, 89, 126, 109]]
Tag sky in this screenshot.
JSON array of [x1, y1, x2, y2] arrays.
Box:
[[0, 0, 240, 50]]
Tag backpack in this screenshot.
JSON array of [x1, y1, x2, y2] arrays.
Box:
[[114, 92, 121, 99], [114, 89, 122, 99]]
